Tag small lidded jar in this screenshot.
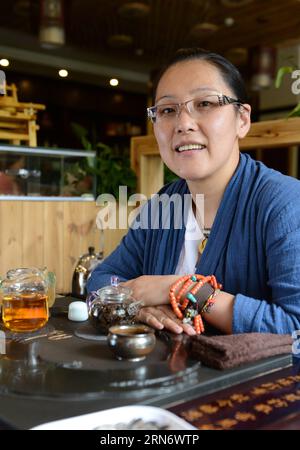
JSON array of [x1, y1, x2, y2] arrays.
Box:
[[0, 267, 49, 332], [88, 276, 143, 334]]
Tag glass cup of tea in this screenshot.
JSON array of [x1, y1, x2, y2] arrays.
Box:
[[0, 267, 49, 332]]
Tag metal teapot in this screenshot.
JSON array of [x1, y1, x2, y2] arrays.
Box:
[[71, 246, 103, 299]]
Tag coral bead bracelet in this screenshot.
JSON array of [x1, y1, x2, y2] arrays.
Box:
[[169, 274, 222, 334]]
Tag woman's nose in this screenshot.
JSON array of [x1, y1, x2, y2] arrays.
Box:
[[174, 107, 198, 133]]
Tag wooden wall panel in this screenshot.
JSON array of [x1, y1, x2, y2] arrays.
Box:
[[22, 201, 44, 268], [0, 201, 128, 294], [63, 202, 83, 293], [44, 202, 64, 290], [140, 154, 164, 198], [0, 201, 23, 274], [63, 202, 100, 293]]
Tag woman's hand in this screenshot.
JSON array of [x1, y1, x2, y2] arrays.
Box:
[[122, 275, 196, 335], [122, 275, 181, 307], [136, 304, 196, 336]]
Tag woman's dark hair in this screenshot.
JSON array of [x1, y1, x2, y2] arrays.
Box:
[[153, 47, 248, 104]]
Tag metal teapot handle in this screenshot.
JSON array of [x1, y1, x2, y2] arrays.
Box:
[[86, 290, 100, 312], [89, 298, 103, 317]]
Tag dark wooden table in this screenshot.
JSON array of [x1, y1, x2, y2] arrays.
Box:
[[0, 297, 298, 430]]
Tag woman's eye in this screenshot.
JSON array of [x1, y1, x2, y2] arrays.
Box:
[[196, 100, 212, 108], [158, 106, 176, 116]]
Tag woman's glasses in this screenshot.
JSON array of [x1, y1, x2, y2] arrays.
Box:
[[147, 94, 242, 124]]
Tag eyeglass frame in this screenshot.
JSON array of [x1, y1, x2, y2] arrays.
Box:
[[147, 93, 243, 124]]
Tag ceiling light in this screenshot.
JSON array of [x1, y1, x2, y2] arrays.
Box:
[[110, 78, 119, 87], [19, 79, 32, 91], [135, 48, 144, 56], [189, 22, 219, 37], [118, 2, 150, 19], [225, 47, 248, 65], [58, 69, 68, 78], [107, 34, 133, 48], [39, 0, 65, 48], [0, 59, 9, 67], [113, 94, 123, 103], [221, 0, 253, 7], [14, 0, 31, 17], [224, 17, 235, 26], [256, 16, 269, 25]]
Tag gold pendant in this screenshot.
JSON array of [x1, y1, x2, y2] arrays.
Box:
[[198, 237, 208, 255]]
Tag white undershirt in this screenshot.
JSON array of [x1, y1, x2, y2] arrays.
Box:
[[175, 204, 204, 275]]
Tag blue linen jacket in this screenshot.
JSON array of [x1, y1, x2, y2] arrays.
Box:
[[87, 153, 300, 334]]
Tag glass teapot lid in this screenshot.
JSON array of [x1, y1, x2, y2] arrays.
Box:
[[0, 267, 49, 295], [6, 267, 44, 280], [96, 276, 132, 303]]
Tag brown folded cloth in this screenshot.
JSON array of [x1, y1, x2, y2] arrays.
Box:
[[190, 333, 292, 370]]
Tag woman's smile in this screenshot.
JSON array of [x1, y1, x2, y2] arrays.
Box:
[[175, 143, 206, 153]]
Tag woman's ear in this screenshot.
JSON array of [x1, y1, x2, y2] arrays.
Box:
[[237, 104, 251, 139]]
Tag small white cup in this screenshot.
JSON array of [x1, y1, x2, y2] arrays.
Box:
[[68, 301, 89, 322]]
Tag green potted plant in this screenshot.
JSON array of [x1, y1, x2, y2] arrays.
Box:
[[70, 123, 136, 199]]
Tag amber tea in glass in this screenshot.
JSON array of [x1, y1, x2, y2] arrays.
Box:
[[0, 267, 49, 332], [2, 292, 49, 332]]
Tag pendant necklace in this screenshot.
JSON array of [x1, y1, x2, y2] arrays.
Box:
[[198, 227, 211, 255]]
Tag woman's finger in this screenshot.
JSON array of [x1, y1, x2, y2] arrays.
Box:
[[137, 307, 164, 330], [180, 322, 197, 336], [137, 307, 183, 334], [154, 305, 196, 336]]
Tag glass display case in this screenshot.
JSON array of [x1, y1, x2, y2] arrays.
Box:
[[0, 144, 96, 200]]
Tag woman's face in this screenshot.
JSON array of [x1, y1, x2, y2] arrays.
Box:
[[153, 59, 251, 183]]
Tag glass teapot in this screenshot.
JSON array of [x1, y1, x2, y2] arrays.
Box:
[[0, 267, 51, 332], [87, 276, 143, 334]]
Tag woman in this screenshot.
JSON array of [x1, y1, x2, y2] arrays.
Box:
[[88, 48, 300, 336]]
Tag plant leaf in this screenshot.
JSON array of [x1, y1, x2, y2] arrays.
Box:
[[288, 102, 300, 117], [81, 135, 92, 151], [71, 122, 89, 139], [275, 66, 294, 88]]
